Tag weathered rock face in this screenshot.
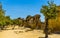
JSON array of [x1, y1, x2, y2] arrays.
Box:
[[48, 6, 60, 32], [23, 14, 42, 29]]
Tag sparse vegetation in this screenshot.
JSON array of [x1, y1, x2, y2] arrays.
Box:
[[0, 1, 60, 38]]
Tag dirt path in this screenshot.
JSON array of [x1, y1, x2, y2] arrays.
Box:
[[0, 30, 44, 38], [0, 30, 60, 38], [0, 30, 19, 38]]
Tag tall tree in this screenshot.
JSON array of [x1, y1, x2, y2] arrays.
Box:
[[40, 1, 58, 38], [0, 2, 5, 30]]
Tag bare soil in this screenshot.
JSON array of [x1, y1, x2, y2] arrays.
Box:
[[0, 29, 60, 38]]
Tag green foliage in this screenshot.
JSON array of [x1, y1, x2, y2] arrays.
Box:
[[12, 18, 22, 25], [5, 16, 12, 25], [0, 3, 5, 26], [40, 1, 57, 19]]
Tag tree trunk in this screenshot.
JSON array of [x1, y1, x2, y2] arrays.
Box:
[[45, 18, 49, 38]]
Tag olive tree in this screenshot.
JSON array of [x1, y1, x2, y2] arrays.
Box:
[[40, 1, 58, 38]]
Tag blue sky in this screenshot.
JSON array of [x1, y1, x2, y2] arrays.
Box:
[[0, 0, 60, 22]]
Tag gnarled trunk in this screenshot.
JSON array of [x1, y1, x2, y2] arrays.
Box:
[[45, 18, 49, 38]]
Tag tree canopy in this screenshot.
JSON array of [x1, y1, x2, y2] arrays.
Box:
[[40, 1, 58, 19]]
